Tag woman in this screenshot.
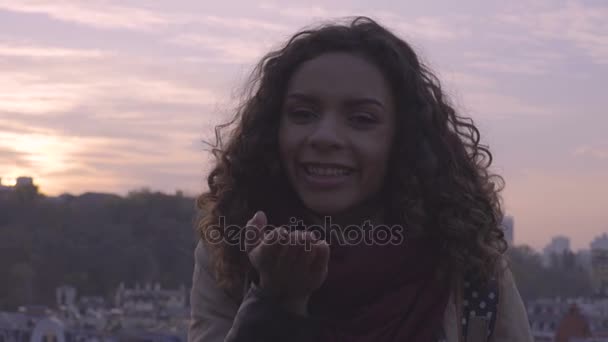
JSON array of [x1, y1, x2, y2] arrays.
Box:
[[190, 17, 533, 342]]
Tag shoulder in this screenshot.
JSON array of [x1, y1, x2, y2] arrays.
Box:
[[192, 240, 241, 309], [192, 240, 227, 299], [189, 240, 239, 342], [489, 255, 534, 342], [194, 239, 212, 272]]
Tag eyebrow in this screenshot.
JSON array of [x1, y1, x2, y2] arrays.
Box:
[[285, 93, 386, 109], [284, 93, 318, 104]]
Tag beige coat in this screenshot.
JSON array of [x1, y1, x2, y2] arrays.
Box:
[[188, 241, 534, 342]]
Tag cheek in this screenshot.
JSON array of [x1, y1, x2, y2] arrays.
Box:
[[278, 122, 289, 156], [278, 125, 298, 166], [359, 137, 393, 182]]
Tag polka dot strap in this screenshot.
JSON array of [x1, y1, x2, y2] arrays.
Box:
[[460, 273, 499, 341]]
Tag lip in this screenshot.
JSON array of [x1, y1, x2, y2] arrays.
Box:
[[300, 162, 356, 170], [298, 162, 355, 190]]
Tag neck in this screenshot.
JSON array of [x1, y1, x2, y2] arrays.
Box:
[[304, 193, 386, 228]]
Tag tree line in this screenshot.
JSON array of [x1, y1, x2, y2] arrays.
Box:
[[0, 184, 594, 310], [0, 186, 198, 310]]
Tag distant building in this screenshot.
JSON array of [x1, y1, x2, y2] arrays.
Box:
[[543, 236, 571, 267], [571, 299, 608, 338], [79, 296, 106, 312], [527, 298, 570, 341], [0, 311, 33, 342], [591, 234, 608, 297], [56, 285, 77, 309], [592, 234, 608, 250], [577, 249, 594, 273], [0, 176, 38, 200], [15, 177, 33, 187], [527, 297, 608, 341], [30, 317, 66, 342], [555, 304, 592, 342], [501, 215, 514, 246], [2, 281, 188, 342], [114, 282, 187, 316]]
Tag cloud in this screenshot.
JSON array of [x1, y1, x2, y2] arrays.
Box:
[[258, 2, 333, 19], [0, 127, 206, 196], [0, 56, 219, 115], [110, 78, 219, 106], [390, 16, 472, 41], [0, 146, 33, 169], [169, 34, 275, 64], [0, 41, 109, 58], [466, 60, 547, 76], [0, 116, 57, 135], [0, 37, 222, 196], [441, 71, 496, 89], [0, 131, 86, 190], [38, 134, 205, 196], [1, 0, 602, 202], [460, 40, 568, 76], [0, 70, 94, 114], [498, 2, 608, 64], [0, 0, 173, 31], [573, 144, 608, 160], [0, 1, 289, 34], [199, 15, 288, 32], [440, 70, 553, 118], [458, 91, 553, 118], [258, 4, 472, 42]]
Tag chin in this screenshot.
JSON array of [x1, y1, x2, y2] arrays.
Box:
[[301, 197, 353, 217]]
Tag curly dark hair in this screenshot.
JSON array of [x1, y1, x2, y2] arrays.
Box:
[[196, 16, 507, 298]]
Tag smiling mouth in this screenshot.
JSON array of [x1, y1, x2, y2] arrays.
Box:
[[300, 163, 355, 177]]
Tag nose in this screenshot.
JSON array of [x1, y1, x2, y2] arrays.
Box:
[[308, 113, 344, 151]]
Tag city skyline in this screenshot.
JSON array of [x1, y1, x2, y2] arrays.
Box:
[[0, 1, 607, 251]]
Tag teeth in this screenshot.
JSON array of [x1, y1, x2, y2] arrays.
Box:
[[306, 165, 350, 176]]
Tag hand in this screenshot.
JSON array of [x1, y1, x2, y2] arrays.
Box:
[[245, 211, 330, 314]]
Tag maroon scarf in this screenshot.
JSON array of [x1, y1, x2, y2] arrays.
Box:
[[308, 235, 451, 342]]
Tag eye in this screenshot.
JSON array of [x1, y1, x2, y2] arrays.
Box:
[[287, 109, 317, 123], [349, 112, 378, 126]]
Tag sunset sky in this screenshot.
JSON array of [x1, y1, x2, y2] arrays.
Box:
[[0, 0, 606, 251]]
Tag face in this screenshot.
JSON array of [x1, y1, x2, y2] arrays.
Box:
[[278, 52, 396, 217]]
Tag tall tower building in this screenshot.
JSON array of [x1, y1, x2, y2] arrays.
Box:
[[501, 215, 514, 246], [591, 233, 608, 297], [542, 236, 571, 267]]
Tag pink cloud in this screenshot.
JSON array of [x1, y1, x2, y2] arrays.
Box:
[[498, 2, 608, 64], [573, 145, 608, 160]]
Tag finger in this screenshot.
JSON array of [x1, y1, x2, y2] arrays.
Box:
[[286, 230, 307, 269], [248, 236, 282, 280], [271, 233, 292, 291], [283, 231, 309, 295], [298, 232, 317, 268], [244, 211, 268, 253], [309, 240, 330, 273], [254, 228, 283, 262], [273, 227, 291, 267]]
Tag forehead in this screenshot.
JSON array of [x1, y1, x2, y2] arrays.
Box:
[[285, 52, 392, 102]]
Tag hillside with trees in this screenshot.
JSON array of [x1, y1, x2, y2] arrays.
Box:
[[0, 186, 197, 310], [0, 184, 595, 310]]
